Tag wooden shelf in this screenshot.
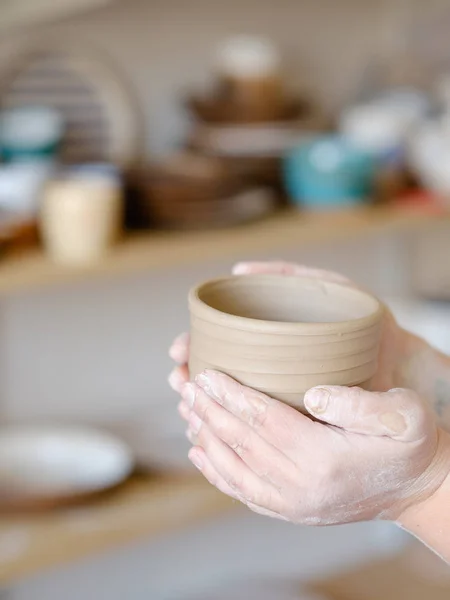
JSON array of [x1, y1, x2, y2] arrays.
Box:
[[0, 475, 236, 585], [0, 205, 443, 297]]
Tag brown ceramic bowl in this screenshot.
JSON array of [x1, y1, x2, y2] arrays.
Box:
[[148, 187, 276, 230], [132, 154, 278, 230], [186, 94, 308, 124], [188, 275, 384, 411]]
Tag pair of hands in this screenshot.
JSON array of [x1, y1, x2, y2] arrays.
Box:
[[169, 262, 450, 526]]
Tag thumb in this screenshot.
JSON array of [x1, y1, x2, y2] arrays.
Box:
[[304, 386, 433, 442]]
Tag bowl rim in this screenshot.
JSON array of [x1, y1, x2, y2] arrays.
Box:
[[189, 274, 384, 335]]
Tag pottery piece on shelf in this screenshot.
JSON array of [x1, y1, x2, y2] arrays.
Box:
[[283, 135, 378, 210], [134, 153, 277, 230], [213, 35, 284, 116], [0, 209, 38, 255], [215, 35, 281, 81], [0, 106, 63, 164], [188, 274, 383, 411], [186, 94, 307, 125], [150, 186, 276, 230], [187, 117, 326, 192], [188, 121, 320, 158], [145, 181, 277, 230], [40, 165, 122, 265], [408, 119, 450, 199]]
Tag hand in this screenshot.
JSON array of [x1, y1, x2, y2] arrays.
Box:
[[168, 261, 411, 395], [180, 371, 450, 524]]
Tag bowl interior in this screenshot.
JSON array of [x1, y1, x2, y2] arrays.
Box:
[[196, 275, 379, 324]]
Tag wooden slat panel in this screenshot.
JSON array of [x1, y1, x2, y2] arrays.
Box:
[[1, 50, 111, 163]]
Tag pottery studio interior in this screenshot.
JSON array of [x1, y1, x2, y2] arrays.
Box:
[[2, 0, 450, 599]]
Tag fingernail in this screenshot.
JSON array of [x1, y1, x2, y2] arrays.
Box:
[[304, 387, 330, 414], [169, 333, 189, 360], [189, 412, 202, 434], [168, 344, 180, 361], [232, 262, 250, 275], [168, 369, 183, 391], [182, 383, 196, 408], [189, 450, 203, 471]]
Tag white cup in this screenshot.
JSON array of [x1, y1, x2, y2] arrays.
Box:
[[40, 169, 122, 265]]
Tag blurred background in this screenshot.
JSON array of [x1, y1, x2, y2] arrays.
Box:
[[0, 0, 450, 598]]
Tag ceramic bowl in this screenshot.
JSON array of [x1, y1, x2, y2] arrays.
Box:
[[0, 425, 134, 511], [188, 275, 384, 411], [283, 135, 378, 209], [0, 106, 63, 163], [186, 94, 307, 124], [408, 119, 450, 198]]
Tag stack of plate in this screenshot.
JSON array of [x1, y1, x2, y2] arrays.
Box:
[[134, 153, 277, 230], [186, 94, 307, 125], [185, 96, 326, 193]]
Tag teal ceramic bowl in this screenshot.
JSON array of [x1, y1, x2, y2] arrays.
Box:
[[283, 135, 378, 209], [0, 106, 63, 164]]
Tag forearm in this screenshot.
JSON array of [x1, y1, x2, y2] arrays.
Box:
[[398, 431, 450, 563], [398, 332, 450, 432]]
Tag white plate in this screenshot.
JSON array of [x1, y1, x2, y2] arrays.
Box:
[[192, 123, 312, 157], [0, 425, 134, 505]]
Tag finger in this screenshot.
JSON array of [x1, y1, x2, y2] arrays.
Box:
[[188, 446, 241, 501], [169, 333, 190, 364], [178, 400, 189, 421], [304, 385, 434, 442], [232, 261, 351, 284], [245, 501, 289, 521], [184, 382, 297, 484], [188, 447, 287, 520], [168, 365, 189, 393], [190, 420, 285, 513], [194, 370, 314, 453]]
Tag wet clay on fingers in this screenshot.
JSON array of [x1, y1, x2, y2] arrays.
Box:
[[188, 274, 384, 411]]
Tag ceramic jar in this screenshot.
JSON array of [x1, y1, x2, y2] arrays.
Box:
[[188, 274, 384, 411], [40, 166, 122, 265], [215, 36, 283, 111]]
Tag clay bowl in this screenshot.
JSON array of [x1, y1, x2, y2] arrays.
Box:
[[148, 186, 276, 230], [139, 153, 244, 205], [188, 275, 384, 411], [133, 154, 278, 230], [185, 94, 307, 124]]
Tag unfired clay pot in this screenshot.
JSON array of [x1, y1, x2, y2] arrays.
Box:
[[188, 274, 384, 411]]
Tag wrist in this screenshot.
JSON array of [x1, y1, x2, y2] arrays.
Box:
[[397, 430, 450, 532], [394, 330, 432, 392]]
